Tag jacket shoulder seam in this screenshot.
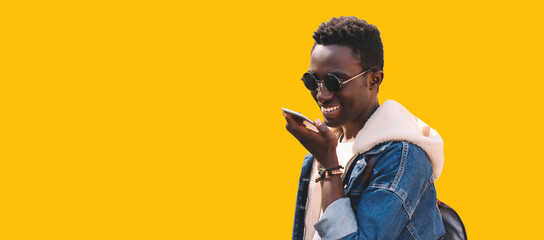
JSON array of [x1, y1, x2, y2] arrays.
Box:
[[390, 141, 408, 191]]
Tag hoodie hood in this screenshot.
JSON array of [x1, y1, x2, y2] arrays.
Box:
[[351, 100, 444, 180]]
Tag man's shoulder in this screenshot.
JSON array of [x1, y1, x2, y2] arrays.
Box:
[[372, 141, 429, 164], [370, 141, 434, 199]]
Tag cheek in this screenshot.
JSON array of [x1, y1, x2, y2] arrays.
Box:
[[311, 91, 318, 101], [336, 91, 353, 104], [337, 91, 361, 108]]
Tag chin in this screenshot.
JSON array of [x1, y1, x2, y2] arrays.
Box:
[[323, 118, 342, 128]]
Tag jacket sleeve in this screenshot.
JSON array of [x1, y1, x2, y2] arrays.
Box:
[[313, 142, 432, 240]]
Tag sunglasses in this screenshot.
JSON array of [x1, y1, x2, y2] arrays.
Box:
[[301, 69, 373, 92]]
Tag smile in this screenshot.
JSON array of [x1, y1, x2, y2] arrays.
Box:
[[321, 105, 341, 113]]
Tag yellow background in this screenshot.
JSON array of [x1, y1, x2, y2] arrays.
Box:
[[2, 0, 543, 239]]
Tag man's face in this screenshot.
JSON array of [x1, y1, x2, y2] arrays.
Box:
[[309, 44, 375, 128]]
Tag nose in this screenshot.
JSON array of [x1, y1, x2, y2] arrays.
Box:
[[316, 82, 334, 104]]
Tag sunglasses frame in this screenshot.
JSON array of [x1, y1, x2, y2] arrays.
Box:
[[302, 68, 373, 92]]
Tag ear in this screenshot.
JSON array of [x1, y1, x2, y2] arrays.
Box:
[[369, 70, 384, 92]]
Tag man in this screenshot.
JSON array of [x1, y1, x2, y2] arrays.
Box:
[[284, 17, 446, 239]]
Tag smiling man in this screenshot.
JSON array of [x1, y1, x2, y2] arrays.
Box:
[[284, 17, 446, 239]]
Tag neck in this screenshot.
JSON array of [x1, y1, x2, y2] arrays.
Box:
[[341, 101, 380, 142]]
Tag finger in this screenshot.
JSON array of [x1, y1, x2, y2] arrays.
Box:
[[285, 113, 320, 146], [283, 112, 302, 133], [315, 118, 337, 141]]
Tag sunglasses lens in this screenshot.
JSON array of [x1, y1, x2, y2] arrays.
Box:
[[302, 73, 318, 91], [324, 74, 341, 92]]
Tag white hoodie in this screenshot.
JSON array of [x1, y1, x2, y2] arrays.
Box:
[[351, 99, 444, 180]]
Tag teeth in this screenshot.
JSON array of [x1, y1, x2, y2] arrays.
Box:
[[322, 106, 340, 112]]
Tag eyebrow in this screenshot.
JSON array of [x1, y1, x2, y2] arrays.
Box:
[[329, 71, 350, 79], [308, 71, 350, 79]]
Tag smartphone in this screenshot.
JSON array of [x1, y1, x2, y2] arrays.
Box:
[[281, 107, 318, 132]]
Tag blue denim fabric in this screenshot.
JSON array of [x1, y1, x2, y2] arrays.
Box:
[[292, 141, 445, 240]]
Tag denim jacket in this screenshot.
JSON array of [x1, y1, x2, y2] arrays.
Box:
[[292, 141, 446, 240]]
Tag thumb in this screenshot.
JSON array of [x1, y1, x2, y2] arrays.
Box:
[[315, 119, 327, 132], [315, 119, 336, 140]]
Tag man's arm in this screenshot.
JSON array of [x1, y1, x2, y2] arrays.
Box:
[[314, 142, 434, 240], [283, 113, 345, 211]]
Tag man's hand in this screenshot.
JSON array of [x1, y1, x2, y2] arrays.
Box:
[[283, 112, 339, 168]]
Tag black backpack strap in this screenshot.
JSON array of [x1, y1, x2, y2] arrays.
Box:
[[342, 155, 377, 188], [361, 155, 377, 189], [341, 155, 377, 192]]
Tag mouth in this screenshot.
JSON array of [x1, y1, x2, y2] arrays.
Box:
[[320, 105, 341, 120], [321, 105, 341, 113]]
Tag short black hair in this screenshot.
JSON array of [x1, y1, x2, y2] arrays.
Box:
[[312, 16, 384, 71]]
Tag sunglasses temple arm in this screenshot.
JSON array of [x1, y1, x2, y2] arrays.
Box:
[[341, 69, 372, 86]]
